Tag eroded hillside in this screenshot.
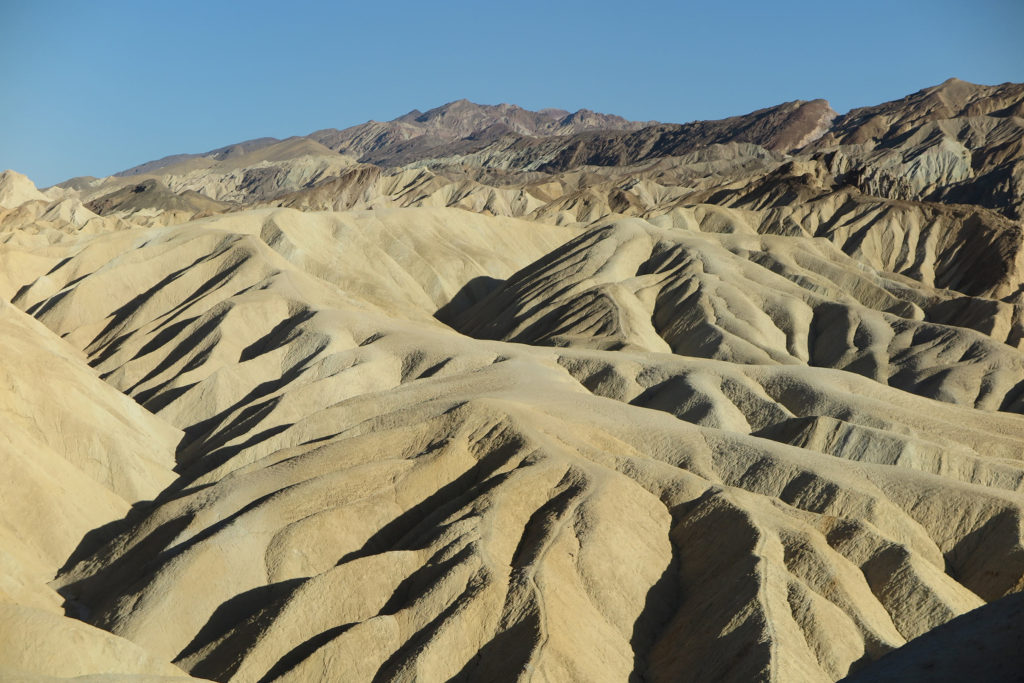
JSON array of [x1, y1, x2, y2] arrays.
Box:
[[3, 80, 1024, 682]]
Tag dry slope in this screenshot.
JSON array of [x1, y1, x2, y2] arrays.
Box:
[[2, 79, 1024, 682], [2, 199, 1023, 681]]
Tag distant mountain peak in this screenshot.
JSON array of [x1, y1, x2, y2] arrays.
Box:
[[307, 99, 656, 165]]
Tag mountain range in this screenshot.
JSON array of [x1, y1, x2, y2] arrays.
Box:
[[2, 77, 1024, 682]]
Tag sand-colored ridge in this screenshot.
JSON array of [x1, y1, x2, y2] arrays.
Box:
[[2, 80, 1024, 681], [0, 170, 49, 210], [0, 300, 201, 681], [2, 203, 1021, 681]]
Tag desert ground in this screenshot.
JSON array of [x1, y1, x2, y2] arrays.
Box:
[[2, 79, 1024, 681]]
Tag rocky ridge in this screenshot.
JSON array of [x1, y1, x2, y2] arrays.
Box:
[[2, 78, 1024, 682]]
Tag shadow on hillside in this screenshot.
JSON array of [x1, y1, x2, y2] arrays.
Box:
[[434, 276, 503, 327]]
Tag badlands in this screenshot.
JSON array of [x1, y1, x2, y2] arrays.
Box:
[[2, 78, 1024, 681]]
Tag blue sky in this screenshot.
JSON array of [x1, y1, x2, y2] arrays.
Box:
[[2, 0, 1021, 187]]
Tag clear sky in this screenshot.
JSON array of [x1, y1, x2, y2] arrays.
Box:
[[2, 0, 1021, 187]]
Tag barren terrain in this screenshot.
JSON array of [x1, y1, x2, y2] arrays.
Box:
[[3, 80, 1024, 681]]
